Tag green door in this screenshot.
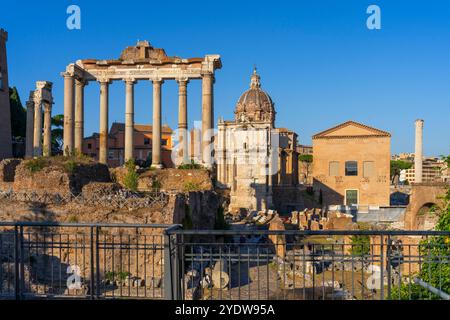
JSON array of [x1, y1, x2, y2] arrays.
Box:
[[345, 190, 358, 206]]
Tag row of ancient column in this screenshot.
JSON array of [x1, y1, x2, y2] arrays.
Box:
[[25, 94, 53, 158], [62, 73, 214, 168]]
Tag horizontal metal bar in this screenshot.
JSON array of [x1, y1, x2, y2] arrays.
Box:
[[414, 278, 450, 300], [166, 229, 450, 236]]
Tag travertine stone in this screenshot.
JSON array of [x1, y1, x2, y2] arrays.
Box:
[[75, 79, 87, 153], [33, 101, 42, 157], [414, 119, 424, 183], [124, 79, 136, 162], [63, 74, 75, 155], [43, 102, 52, 157], [178, 79, 189, 164], [201, 74, 213, 168], [99, 80, 110, 164], [25, 96, 35, 159], [151, 79, 163, 169]]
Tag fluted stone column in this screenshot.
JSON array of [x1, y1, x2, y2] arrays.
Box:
[[43, 102, 52, 157], [33, 101, 42, 157], [63, 74, 75, 155], [25, 98, 35, 158], [151, 79, 163, 169], [99, 80, 110, 165], [415, 119, 424, 183], [124, 78, 136, 163], [74, 78, 87, 153], [178, 79, 189, 164], [201, 74, 214, 168]]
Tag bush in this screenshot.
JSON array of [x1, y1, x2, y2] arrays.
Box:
[[24, 157, 48, 173], [214, 207, 229, 230], [183, 182, 201, 192], [178, 160, 202, 170], [123, 159, 138, 191], [350, 235, 370, 256], [151, 179, 161, 191]]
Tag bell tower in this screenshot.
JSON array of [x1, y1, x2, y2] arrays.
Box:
[[0, 28, 12, 159]]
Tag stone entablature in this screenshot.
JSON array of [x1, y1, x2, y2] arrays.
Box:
[[61, 40, 221, 168]]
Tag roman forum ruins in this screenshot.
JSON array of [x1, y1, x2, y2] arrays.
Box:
[[60, 41, 221, 168], [24, 81, 54, 158]]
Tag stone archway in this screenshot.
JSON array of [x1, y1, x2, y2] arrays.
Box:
[[404, 182, 448, 230]]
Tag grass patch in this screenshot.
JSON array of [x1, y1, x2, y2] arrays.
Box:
[[24, 157, 49, 173], [183, 182, 201, 192]]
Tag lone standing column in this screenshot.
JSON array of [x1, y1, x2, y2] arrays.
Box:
[[63, 73, 75, 155], [33, 100, 42, 157], [151, 79, 163, 169], [414, 119, 424, 183], [74, 78, 87, 153], [201, 74, 213, 168], [43, 101, 52, 157], [178, 78, 189, 164], [99, 79, 110, 165], [124, 78, 136, 163], [25, 96, 35, 158]]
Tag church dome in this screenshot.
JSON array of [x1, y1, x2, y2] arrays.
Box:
[[235, 68, 275, 123]]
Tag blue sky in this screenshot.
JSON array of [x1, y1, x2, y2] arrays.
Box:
[[2, 0, 450, 156]]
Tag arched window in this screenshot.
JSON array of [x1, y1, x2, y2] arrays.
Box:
[[345, 161, 358, 176]]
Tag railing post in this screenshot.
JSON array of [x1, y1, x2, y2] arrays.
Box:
[[380, 234, 384, 300], [19, 226, 24, 300], [386, 235, 392, 300], [95, 226, 100, 298], [90, 226, 95, 300], [13, 225, 19, 300], [163, 232, 174, 300]]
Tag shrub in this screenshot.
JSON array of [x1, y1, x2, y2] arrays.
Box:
[[183, 182, 201, 192], [64, 159, 77, 173], [123, 159, 138, 191], [151, 179, 162, 191], [68, 215, 79, 223], [24, 157, 48, 173], [214, 207, 229, 230], [178, 160, 202, 170], [350, 235, 370, 256]]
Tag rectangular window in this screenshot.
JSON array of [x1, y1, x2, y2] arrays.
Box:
[[363, 161, 375, 178], [345, 190, 358, 206], [329, 161, 339, 176], [162, 139, 167, 146], [108, 151, 114, 160], [345, 161, 358, 176], [144, 138, 150, 145], [87, 143, 92, 149]]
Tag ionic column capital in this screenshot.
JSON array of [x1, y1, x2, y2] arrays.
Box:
[[98, 78, 111, 85], [61, 72, 74, 79], [177, 77, 190, 85], [75, 78, 89, 87], [124, 78, 137, 85], [152, 78, 164, 85]]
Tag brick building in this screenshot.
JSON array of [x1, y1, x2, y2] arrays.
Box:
[[312, 121, 391, 207], [83, 122, 173, 168]]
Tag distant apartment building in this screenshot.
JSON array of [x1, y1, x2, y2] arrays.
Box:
[[83, 122, 174, 168], [392, 153, 414, 161], [404, 157, 448, 183], [312, 121, 391, 207]]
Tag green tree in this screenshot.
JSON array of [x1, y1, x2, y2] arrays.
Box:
[[391, 155, 450, 299], [51, 114, 64, 154], [9, 87, 26, 138], [390, 160, 413, 183]]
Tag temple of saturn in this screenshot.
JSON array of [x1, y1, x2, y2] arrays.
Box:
[[61, 40, 221, 168], [25, 81, 53, 158]]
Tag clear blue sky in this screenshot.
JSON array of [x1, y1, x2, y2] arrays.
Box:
[[2, 0, 450, 156]]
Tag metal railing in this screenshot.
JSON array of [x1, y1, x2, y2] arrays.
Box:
[[0, 222, 179, 300], [1, 222, 449, 300], [165, 228, 450, 301]]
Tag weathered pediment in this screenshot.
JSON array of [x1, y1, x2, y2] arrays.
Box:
[[313, 121, 390, 139], [119, 40, 168, 61]]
